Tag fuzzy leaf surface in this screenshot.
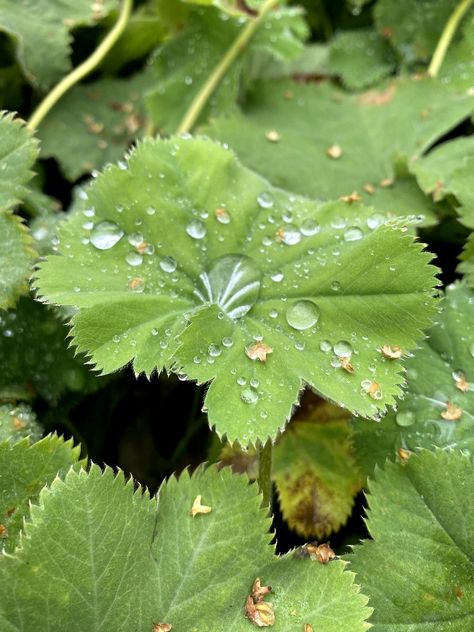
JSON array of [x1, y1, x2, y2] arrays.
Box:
[[0, 463, 371, 630], [354, 283, 474, 479], [35, 137, 437, 444], [0, 213, 36, 310], [205, 77, 473, 224], [348, 450, 474, 631], [0, 434, 81, 552], [39, 72, 152, 180], [0, 297, 102, 403]]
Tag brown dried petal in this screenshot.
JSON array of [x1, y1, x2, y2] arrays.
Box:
[[246, 342, 273, 363], [305, 542, 336, 564], [252, 577, 272, 602], [245, 596, 275, 627], [441, 402, 462, 421], [153, 624, 172, 632], [190, 495, 212, 517], [381, 344, 403, 359]]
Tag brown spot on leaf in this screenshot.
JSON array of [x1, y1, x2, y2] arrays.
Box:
[[83, 114, 104, 135], [453, 371, 470, 392], [0, 524, 8, 538], [128, 277, 145, 292], [380, 177, 394, 187], [245, 578, 275, 627], [12, 416, 25, 430], [358, 84, 396, 106], [275, 227, 286, 241], [190, 495, 212, 517], [246, 342, 273, 363], [338, 356, 354, 373], [381, 344, 403, 359], [441, 402, 462, 421], [339, 191, 361, 203], [251, 577, 272, 601], [397, 448, 412, 463], [364, 183, 375, 194]]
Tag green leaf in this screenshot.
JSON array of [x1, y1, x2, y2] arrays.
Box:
[[0, 433, 81, 552], [38, 72, 152, 180], [459, 233, 474, 287], [0, 403, 42, 444], [440, 12, 474, 91], [273, 398, 361, 539], [354, 282, 474, 479], [145, 6, 307, 133], [0, 297, 102, 403], [410, 136, 474, 229], [374, 0, 459, 64], [35, 136, 438, 445], [347, 450, 474, 631], [0, 0, 116, 89], [205, 77, 473, 224], [328, 28, 396, 90], [0, 111, 38, 210], [0, 212, 36, 310], [0, 464, 371, 630]]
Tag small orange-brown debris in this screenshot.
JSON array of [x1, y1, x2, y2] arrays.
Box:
[[214, 207, 230, 222], [397, 448, 412, 463], [83, 114, 104, 135], [364, 183, 375, 194], [453, 371, 470, 392], [441, 402, 462, 421], [381, 26, 393, 38], [381, 344, 403, 359], [246, 342, 273, 363], [245, 590, 275, 628], [283, 90, 294, 100], [190, 495, 212, 517], [455, 587, 464, 599], [303, 625, 314, 632], [338, 356, 354, 373], [275, 227, 285, 241], [327, 144, 342, 159], [126, 113, 142, 134], [135, 241, 150, 255], [251, 578, 272, 602], [358, 84, 396, 106], [380, 177, 394, 187], [97, 139, 108, 150], [305, 542, 336, 564], [266, 130, 281, 143], [340, 191, 361, 204], [128, 277, 145, 292], [152, 624, 172, 632], [0, 524, 8, 538], [362, 380, 382, 400], [12, 416, 26, 430]]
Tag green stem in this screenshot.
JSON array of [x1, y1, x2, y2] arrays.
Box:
[[257, 440, 273, 510], [27, 0, 133, 131], [428, 0, 473, 78], [176, 0, 280, 134]]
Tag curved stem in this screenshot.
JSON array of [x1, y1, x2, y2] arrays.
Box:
[[176, 0, 280, 134], [257, 440, 273, 511], [428, 0, 473, 78], [27, 0, 133, 131]]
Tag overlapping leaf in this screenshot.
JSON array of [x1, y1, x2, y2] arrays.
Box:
[[35, 136, 438, 445], [354, 283, 474, 479], [0, 463, 371, 630], [0, 213, 36, 310], [459, 233, 474, 287], [0, 434, 81, 551], [39, 71, 152, 180], [0, 0, 116, 89], [347, 450, 474, 631], [0, 297, 102, 403], [205, 76, 474, 224]]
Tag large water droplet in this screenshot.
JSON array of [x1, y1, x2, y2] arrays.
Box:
[[126, 252, 143, 266], [300, 218, 320, 236], [159, 256, 177, 273], [186, 219, 206, 239], [320, 340, 332, 352], [333, 340, 353, 357], [90, 220, 124, 250], [343, 227, 363, 242], [257, 192, 274, 209], [396, 410, 416, 427], [241, 387, 259, 404], [281, 224, 301, 245], [194, 254, 262, 319], [271, 271, 284, 283], [286, 300, 320, 331]]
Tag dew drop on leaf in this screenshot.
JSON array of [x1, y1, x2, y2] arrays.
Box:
[[333, 340, 353, 357], [300, 218, 320, 236], [367, 213, 386, 229], [241, 387, 259, 404], [159, 256, 177, 273], [343, 227, 363, 242], [222, 336, 233, 348], [280, 224, 301, 245], [257, 192, 274, 209], [186, 218, 207, 239], [286, 300, 320, 331], [396, 410, 416, 427], [125, 252, 143, 266], [320, 340, 332, 352], [90, 220, 124, 250], [271, 271, 284, 282], [208, 344, 221, 357]]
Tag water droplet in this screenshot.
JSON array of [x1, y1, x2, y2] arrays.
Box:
[[193, 355, 201, 364], [286, 300, 320, 331], [250, 377, 259, 388], [271, 271, 284, 283], [320, 340, 331, 352], [257, 192, 274, 209], [331, 216, 346, 229], [208, 344, 221, 357], [241, 387, 259, 404], [112, 335, 120, 343], [269, 309, 278, 318], [151, 328, 159, 336], [159, 256, 177, 273], [396, 410, 416, 427], [215, 207, 231, 224], [128, 277, 145, 292], [126, 252, 143, 266], [343, 227, 363, 242], [90, 220, 124, 250], [194, 254, 261, 319], [281, 224, 301, 245], [295, 341, 305, 351], [146, 206, 156, 216], [127, 233, 144, 248], [186, 219, 207, 239], [333, 340, 353, 357], [222, 337, 234, 348], [367, 213, 386, 229], [331, 280, 341, 292], [237, 376, 247, 386], [300, 218, 320, 236]]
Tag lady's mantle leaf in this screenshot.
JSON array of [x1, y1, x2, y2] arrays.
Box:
[[0, 464, 371, 631], [347, 450, 474, 631], [459, 233, 474, 288], [0, 213, 36, 310], [35, 137, 437, 445], [0, 434, 82, 552], [0, 403, 42, 445], [354, 283, 474, 479]]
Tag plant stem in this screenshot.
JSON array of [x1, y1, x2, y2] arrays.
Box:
[[27, 0, 133, 131], [428, 0, 473, 78], [176, 0, 280, 134], [257, 440, 273, 510]]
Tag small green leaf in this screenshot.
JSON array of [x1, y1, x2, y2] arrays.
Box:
[[39, 72, 152, 180], [35, 136, 438, 445], [354, 282, 474, 479], [0, 0, 116, 89], [0, 297, 102, 403], [0, 433, 81, 551], [347, 450, 474, 631], [0, 464, 371, 630], [205, 77, 473, 224], [0, 403, 42, 444], [0, 212, 36, 310], [328, 28, 396, 90], [273, 398, 361, 539], [459, 233, 474, 287]]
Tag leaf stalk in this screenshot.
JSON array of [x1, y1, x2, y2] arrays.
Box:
[[428, 0, 473, 78], [27, 0, 133, 131]]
